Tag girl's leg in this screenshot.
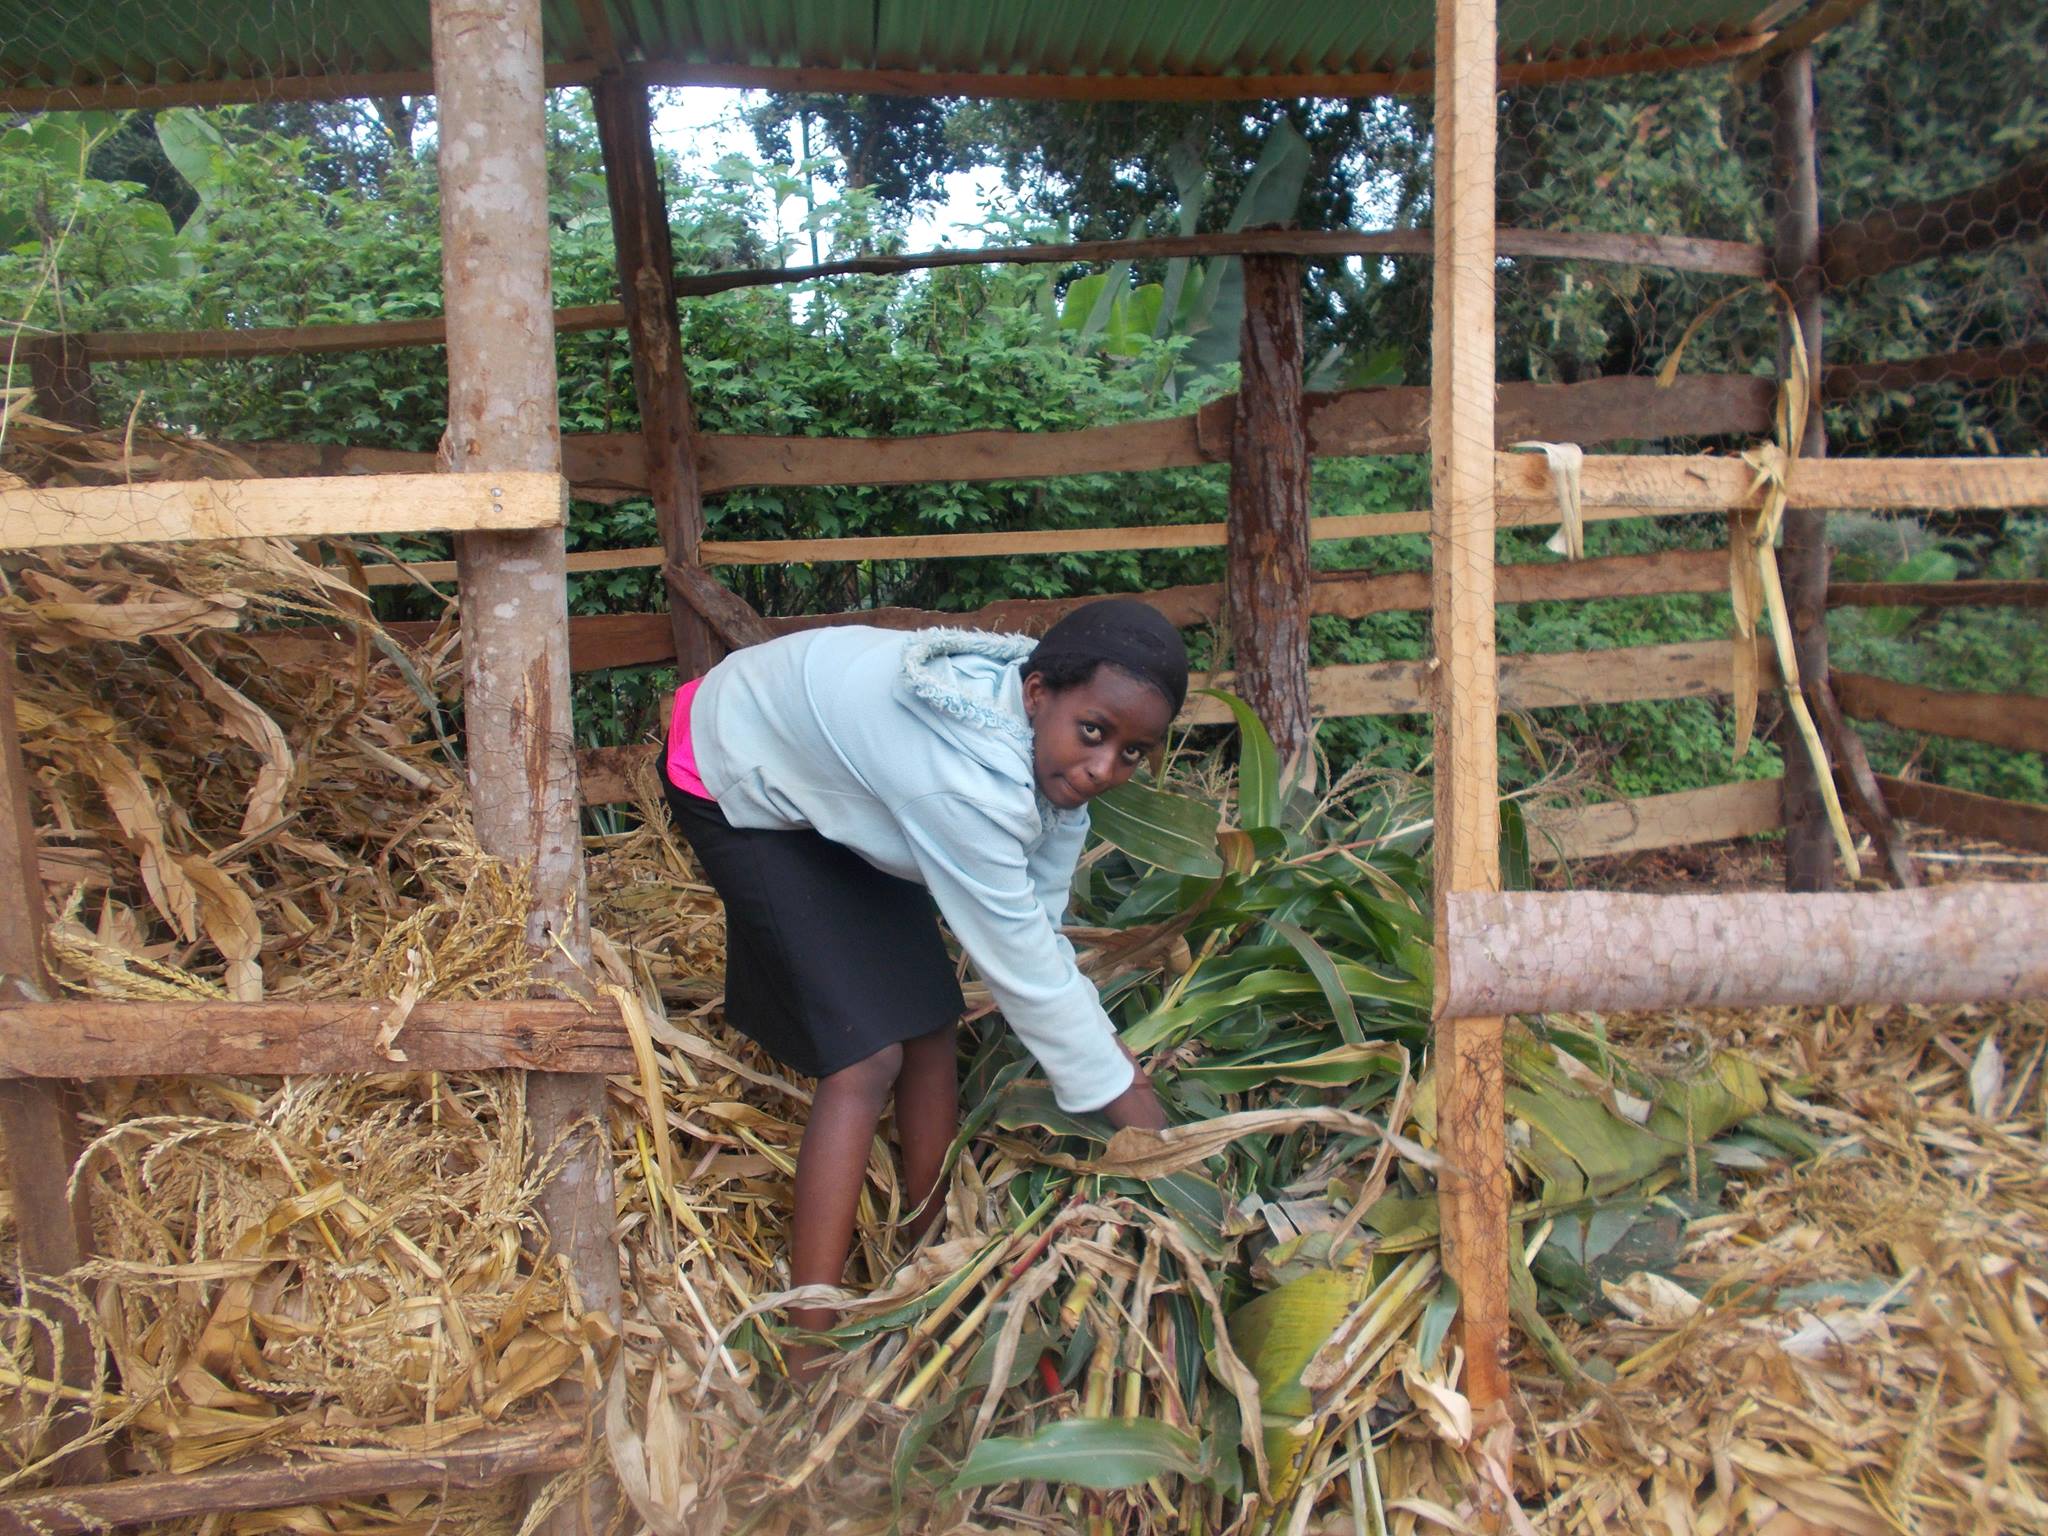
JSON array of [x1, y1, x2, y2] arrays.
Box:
[[787, 1042, 904, 1370], [894, 1021, 959, 1246]]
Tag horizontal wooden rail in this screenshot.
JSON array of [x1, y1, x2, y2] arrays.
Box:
[[360, 453, 2048, 585], [59, 235, 1775, 362], [0, 1417, 587, 1535], [1877, 775, 2048, 856], [1, 32, 1774, 114], [1821, 341, 2048, 399], [1827, 578, 2048, 610], [0, 473, 565, 553], [1822, 152, 2048, 288], [576, 637, 1762, 804], [1834, 670, 2048, 754], [1441, 883, 2048, 1017], [224, 372, 1776, 505], [1529, 778, 1783, 864], [0, 999, 634, 1078]]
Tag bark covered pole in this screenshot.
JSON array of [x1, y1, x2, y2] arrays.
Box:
[[591, 71, 723, 679], [0, 645, 108, 1482], [1429, 0, 1513, 1434], [1225, 253, 1312, 763], [1767, 47, 1836, 893], [428, 0, 620, 1520]]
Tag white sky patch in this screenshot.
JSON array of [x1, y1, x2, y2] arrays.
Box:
[[650, 86, 1003, 252]]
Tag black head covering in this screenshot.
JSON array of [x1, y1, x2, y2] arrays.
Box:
[[1024, 599, 1190, 715]]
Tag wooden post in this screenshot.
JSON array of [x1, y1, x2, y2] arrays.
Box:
[[1429, 0, 1513, 1439], [1226, 252, 1312, 762], [0, 645, 108, 1482], [1767, 48, 1838, 893], [27, 336, 98, 428], [428, 0, 620, 1525], [591, 71, 723, 679]]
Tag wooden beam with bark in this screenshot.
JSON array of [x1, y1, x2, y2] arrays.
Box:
[[0, 645, 108, 1483], [1441, 884, 2048, 1018], [0, 33, 1774, 114], [1833, 670, 2048, 754], [0, 999, 634, 1079], [1227, 253, 1314, 761], [428, 5, 618, 1527], [59, 229, 1770, 364], [593, 72, 721, 679], [1876, 775, 2048, 856], [0, 1417, 587, 1536], [1821, 152, 2048, 287], [1827, 578, 2048, 610], [1821, 341, 2048, 399]]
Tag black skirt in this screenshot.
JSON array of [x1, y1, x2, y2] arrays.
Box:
[[662, 768, 966, 1078]]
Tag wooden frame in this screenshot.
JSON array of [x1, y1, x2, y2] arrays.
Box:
[[0, 1417, 587, 1536], [0, 33, 1775, 114], [1833, 671, 2048, 755], [1529, 779, 1784, 863], [1441, 885, 2048, 1017], [0, 473, 565, 553], [0, 1000, 635, 1079]]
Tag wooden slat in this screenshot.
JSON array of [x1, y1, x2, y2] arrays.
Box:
[[65, 237, 1771, 365], [694, 374, 1773, 494], [78, 305, 625, 362], [1876, 775, 2048, 856], [649, 34, 1774, 104], [577, 639, 1764, 804], [1442, 884, 2048, 1017], [0, 1418, 586, 1536], [1822, 341, 2048, 399], [361, 454, 2048, 585], [1834, 670, 2048, 754], [1827, 578, 2048, 610], [0, 1000, 635, 1079], [1822, 152, 2048, 287], [1529, 779, 1783, 863], [1731, 0, 1876, 85], [524, 547, 1735, 672], [1429, 0, 1513, 1431], [1, 33, 1773, 115], [0, 473, 565, 552]]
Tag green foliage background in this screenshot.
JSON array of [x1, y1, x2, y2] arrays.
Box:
[[3, 0, 2041, 807]]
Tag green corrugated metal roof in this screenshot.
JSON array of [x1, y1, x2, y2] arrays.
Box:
[[1, 0, 1787, 105]]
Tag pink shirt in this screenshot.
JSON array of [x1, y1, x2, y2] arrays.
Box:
[[665, 679, 712, 800]]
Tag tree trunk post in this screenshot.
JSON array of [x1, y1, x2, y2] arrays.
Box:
[[428, 1, 620, 1525], [0, 643, 108, 1482], [592, 71, 723, 679], [27, 335, 98, 428], [1430, 0, 1513, 1446], [1767, 47, 1838, 893], [1225, 252, 1312, 763]]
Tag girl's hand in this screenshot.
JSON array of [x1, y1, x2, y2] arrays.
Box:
[[1100, 1042, 1168, 1130]]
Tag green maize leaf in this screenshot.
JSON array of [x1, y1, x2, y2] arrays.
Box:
[[950, 1418, 1206, 1492], [1093, 781, 1224, 877], [1198, 688, 1282, 831], [1266, 919, 1363, 1044], [1182, 1041, 1405, 1092], [1415, 1274, 1461, 1371]]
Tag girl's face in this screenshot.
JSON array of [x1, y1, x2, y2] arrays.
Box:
[[1023, 665, 1175, 810]]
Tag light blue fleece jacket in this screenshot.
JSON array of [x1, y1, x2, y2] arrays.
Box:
[[689, 625, 1136, 1113]]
